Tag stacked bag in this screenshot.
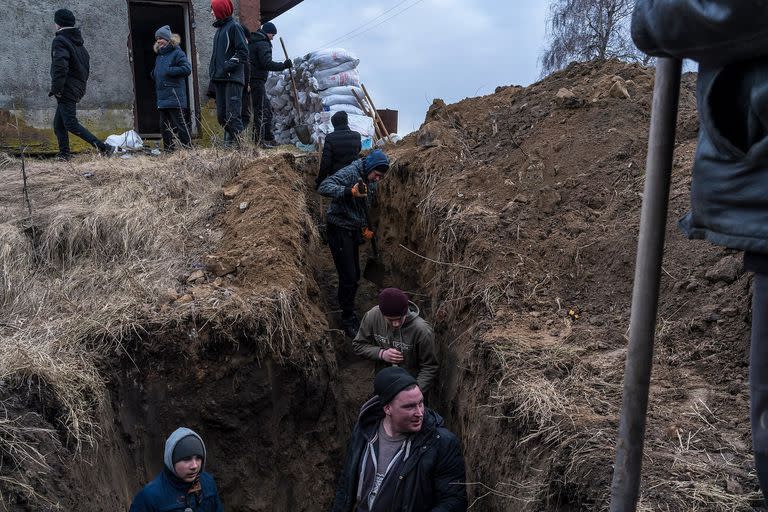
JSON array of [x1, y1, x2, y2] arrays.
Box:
[[265, 48, 376, 146]]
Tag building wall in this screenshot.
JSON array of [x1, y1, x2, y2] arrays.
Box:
[[0, 0, 253, 152]]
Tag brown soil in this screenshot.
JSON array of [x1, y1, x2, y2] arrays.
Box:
[[0, 58, 759, 512]]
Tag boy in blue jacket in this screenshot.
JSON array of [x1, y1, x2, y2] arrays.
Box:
[[129, 427, 223, 512], [152, 25, 192, 151]]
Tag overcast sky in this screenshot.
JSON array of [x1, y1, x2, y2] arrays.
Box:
[[273, 0, 549, 135]]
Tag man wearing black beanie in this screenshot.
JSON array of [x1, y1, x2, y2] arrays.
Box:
[[316, 110, 362, 189], [50, 9, 114, 159], [129, 427, 223, 511], [331, 367, 468, 512]]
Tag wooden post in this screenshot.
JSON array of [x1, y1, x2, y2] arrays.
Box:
[[361, 84, 391, 139], [352, 89, 383, 141]]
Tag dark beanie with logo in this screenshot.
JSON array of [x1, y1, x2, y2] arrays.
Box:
[[374, 366, 417, 405], [172, 434, 205, 464], [54, 9, 76, 28], [378, 288, 409, 317]]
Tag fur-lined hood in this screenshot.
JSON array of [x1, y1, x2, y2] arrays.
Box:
[[154, 33, 181, 53]]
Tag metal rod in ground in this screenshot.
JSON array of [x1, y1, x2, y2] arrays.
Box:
[[609, 57, 682, 512], [352, 89, 384, 142], [361, 84, 391, 139]]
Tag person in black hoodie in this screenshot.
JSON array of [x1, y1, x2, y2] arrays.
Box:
[[208, 0, 248, 147], [331, 367, 467, 512], [249, 22, 291, 147], [632, 0, 768, 503], [49, 9, 113, 159], [316, 111, 362, 189]]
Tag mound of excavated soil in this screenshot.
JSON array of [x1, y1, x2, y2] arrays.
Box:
[[373, 59, 756, 510]]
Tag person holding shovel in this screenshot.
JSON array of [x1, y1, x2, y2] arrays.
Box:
[[632, 0, 768, 503], [248, 21, 292, 147], [318, 149, 390, 338], [129, 427, 223, 511], [353, 287, 438, 394]]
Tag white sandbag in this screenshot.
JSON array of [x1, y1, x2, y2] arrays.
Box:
[[328, 104, 366, 116], [317, 69, 360, 90], [321, 94, 360, 107], [106, 130, 143, 151], [308, 48, 359, 70], [319, 85, 363, 98], [314, 59, 360, 80], [346, 114, 376, 138]]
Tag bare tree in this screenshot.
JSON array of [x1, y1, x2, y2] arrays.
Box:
[[540, 0, 639, 75]]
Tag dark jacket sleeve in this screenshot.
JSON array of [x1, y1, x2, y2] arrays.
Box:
[[225, 23, 249, 73], [318, 167, 354, 199], [430, 433, 468, 512], [128, 490, 151, 512], [330, 428, 362, 512], [317, 138, 335, 189], [167, 49, 192, 77], [50, 37, 70, 96], [352, 309, 383, 360], [631, 0, 768, 65], [256, 41, 287, 72]]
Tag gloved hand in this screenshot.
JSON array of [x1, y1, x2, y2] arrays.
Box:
[[380, 348, 404, 364], [362, 227, 375, 240], [351, 182, 367, 198], [224, 59, 239, 73], [284, 58, 293, 69], [48, 91, 61, 98]]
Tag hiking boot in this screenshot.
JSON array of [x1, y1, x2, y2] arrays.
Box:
[[341, 312, 360, 338], [343, 323, 359, 339], [259, 139, 278, 149], [54, 152, 72, 161]]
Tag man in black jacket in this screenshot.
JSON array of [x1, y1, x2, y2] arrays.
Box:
[[49, 9, 113, 159], [249, 22, 291, 147], [209, 0, 248, 147], [316, 111, 362, 189], [331, 367, 467, 512]]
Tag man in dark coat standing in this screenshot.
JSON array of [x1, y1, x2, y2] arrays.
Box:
[[248, 21, 291, 147], [632, 0, 768, 503], [208, 0, 248, 146], [316, 111, 362, 189], [331, 367, 467, 512], [49, 9, 113, 159]]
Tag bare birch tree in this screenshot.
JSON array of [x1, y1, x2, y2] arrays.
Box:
[[540, 0, 640, 75]]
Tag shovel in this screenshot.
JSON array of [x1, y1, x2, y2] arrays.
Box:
[[360, 191, 387, 287], [609, 57, 682, 512], [279, 37, 312, 145]]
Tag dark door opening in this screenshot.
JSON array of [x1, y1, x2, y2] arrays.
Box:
[[128, 1, 198, 137]]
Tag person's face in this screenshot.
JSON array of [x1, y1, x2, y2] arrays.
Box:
[[267, 33, 275, 40], [210, 7, 216, 20], [367, 169, 386, 182], [174, 455, 202, 482], [384, 386, 424, 434], [384, 313, 406, 329], [156, 37, 168, 48]]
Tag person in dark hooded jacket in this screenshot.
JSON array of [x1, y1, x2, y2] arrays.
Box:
[[331, 367, 467, 512], [632, 0, 768, 503], [248, 22, 291, 146], [129, 427, 223, 512], [317, 149, 390, 338], [316, 111, 362, 189], [151, 25, 192, 151], [49, 9, 114, 159], [208, 0, 248, 146]]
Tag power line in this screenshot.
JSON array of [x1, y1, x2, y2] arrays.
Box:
[[333, 0, 427, 46], [318, 0, 424, 49]]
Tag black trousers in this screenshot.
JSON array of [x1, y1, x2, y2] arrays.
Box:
[[53, 100, 99, 155], [213, 81, 244, 137], [159, 108, 191, 150], [327, 223, 361, 324], [241, 84, 251, 130], [251, 80, 275, 143], [752, 273, 768, 503]]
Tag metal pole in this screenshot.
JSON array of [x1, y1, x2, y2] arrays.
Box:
[[609, 57, 682, 511]]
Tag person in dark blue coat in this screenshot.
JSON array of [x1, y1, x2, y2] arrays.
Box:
[[632, 0, 768, 503], [151, 25, 192, 151], [129, 427, 223, 512], [316, 111, 362, 190], [331, 367, 467, 512]]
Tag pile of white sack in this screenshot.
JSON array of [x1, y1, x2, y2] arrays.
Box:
[[265, 48, 377, 146]]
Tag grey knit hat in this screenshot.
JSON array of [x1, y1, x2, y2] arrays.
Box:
[[155, 25, 172, 42]]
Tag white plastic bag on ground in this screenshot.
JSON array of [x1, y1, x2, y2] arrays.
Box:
[[106, 130, 143, 151], [317, 69, 360, 90]]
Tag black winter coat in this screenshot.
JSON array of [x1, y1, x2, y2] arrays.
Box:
[[331, 397, 468, 512], [249, 30, 286, 82], [209, 17, 248, 85], [316, 125, 362, 189], [50, 28, 89, 103], [632, 0, 768, 256]]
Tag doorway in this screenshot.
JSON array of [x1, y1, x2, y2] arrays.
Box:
[[127, 0, 199, 137]]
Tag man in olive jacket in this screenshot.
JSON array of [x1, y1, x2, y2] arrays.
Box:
[[248, 21, 291, 146], [353, 288, 438, 394], [632, 0, 768, 503], [49, 9, 113, 159], [209, 0, 248, 146], [331, 367, 467, 512]]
